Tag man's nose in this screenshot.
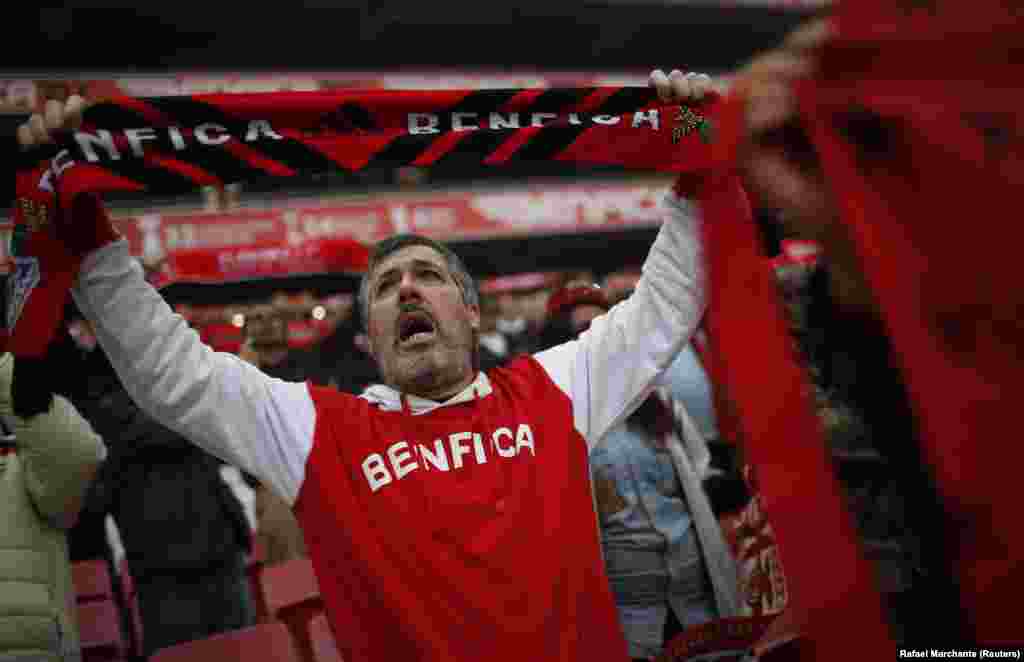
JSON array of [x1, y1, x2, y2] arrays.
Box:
[[398, 273, 422, 302]]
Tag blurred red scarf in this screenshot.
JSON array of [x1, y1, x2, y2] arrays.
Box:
[[699, 1, 1024, 653]]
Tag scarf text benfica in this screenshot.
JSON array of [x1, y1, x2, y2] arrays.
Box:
[[7, 86, 722, 356]]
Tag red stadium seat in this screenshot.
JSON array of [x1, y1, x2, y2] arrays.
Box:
[[260, 557, 322, 620], [149, 622, 302, 662], [72, 559, 115, 603], [307, 612, 344, 662], [259, 558, 323, 662], [76, 599, 126, 662]]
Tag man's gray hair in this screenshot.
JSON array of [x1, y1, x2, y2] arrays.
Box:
[[357, 234, 479, 330]]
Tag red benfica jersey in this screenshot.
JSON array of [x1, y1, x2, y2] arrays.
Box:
[[70, 191, 707, 661], [300, 357, 623, 660]]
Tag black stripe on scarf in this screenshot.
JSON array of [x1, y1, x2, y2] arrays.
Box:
[[143, 96, 339, 176], [362, 89, 522, 169], [511, 86, 658, 162], [432, 87, 598, 167]]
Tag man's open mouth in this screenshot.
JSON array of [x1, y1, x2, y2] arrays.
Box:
[[397, 311, 437, 347]]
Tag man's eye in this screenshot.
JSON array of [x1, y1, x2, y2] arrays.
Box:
[[420, 269, 443, 281], [376, 279, 396, 296]]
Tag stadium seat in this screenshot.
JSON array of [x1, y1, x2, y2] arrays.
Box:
[[72, 559, 115, 603], [260, 557, 321, 620], [307, 612, 344, 662], [149, 622, 302, 662], [259, 558, 323, 662], [77, 599, 126, 662]]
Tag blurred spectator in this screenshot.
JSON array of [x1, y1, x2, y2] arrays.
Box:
[[480, 272, 554, 358], [57, 320, 256, 657], [540, 284, 742, 661], [476, 293, 511, 370], [305, 295, 382, 395], [239, 299, 315, 383], [0, 350, 106, 662]]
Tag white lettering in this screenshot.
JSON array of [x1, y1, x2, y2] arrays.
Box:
[[52, 149, 75, 177], [124, 127, 159, 157], [531, 112, 558, 128], [492, 427, 516, 458], [449, 432, 473, 469], [515, 424, 535, 456], [472, 433, 487, 464], [362, 453, 392, 492], [568, 113, 582, 126], [168, 126, 187, 150], [632, 109, 660, 130], [195, 123, 231, 146], [387, 441, 418, 479], [489, 112, 520, 130], [75, 130, 120, 162], [409, 113, 440, 135], [593, 115, 621, 126], [452, 112, 479, 132], [246, 119, 284, 141], [417, 440, 450, 472], [362, 423, 540, 491]]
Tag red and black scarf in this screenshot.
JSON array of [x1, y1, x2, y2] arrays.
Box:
[[7, 85, 723, 356]]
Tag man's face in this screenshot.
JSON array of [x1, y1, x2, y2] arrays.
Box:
[[366, 245, 480, 398], [245, 304, 288, 349]]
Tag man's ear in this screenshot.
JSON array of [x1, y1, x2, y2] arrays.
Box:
[[467, 302, 481, 332]]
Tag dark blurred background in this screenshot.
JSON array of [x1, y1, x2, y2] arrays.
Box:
[[11, 3, 811, 71]]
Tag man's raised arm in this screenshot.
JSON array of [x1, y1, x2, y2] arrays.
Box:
[[72, 230, 315, 504], [16, 101, 316, 506], [534, 70, 750, 447]]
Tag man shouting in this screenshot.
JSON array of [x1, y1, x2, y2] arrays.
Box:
[[18, 70, 746, 662]]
